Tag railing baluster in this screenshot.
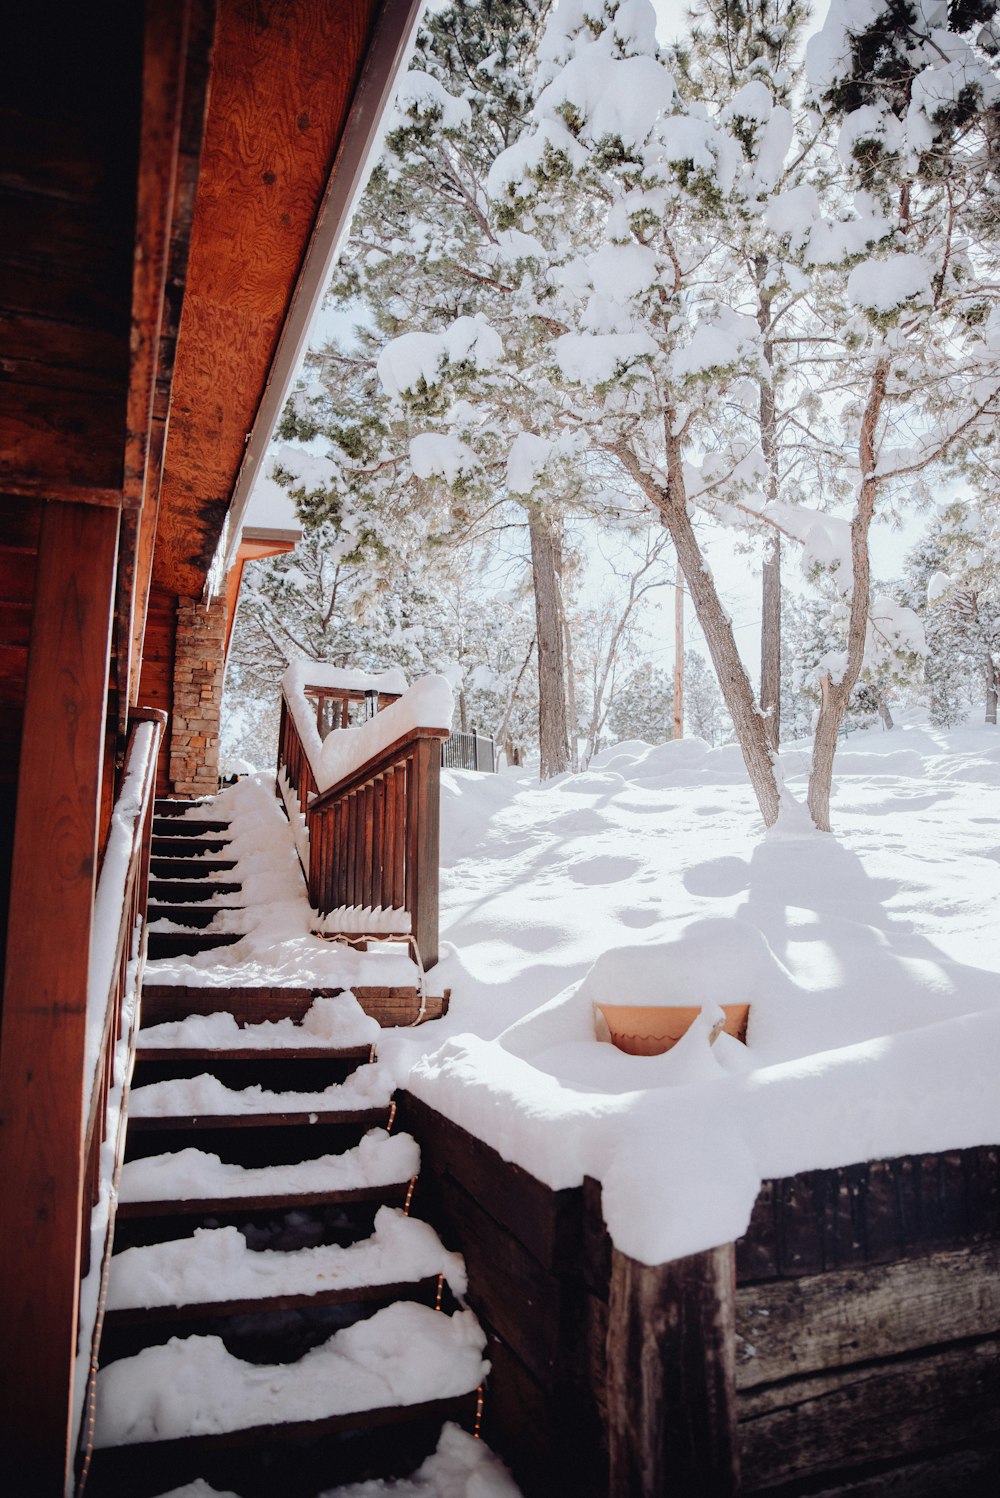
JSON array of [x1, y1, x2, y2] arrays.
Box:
[[362, 783, 374, 911], [335, 798, 347, 910], [393, 764, 406, 911], [347, 791, 358, 909], [369, 778, 378, 910]]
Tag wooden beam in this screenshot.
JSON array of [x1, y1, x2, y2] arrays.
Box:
[[153, 0, 383, 601], [129, 0, 217, 709], [222, 530, 297, 658], [606, 1244, 741, 1498], [217, 0, 425, 580], [0, 501, 120, 1496]]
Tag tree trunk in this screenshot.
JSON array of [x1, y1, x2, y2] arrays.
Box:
[[674, 569, 684, 739], [494, 637, 535, 750], [527, 505, 570, 778], [876, 691, 894, 730], [667, 502, 780, 824], [807, 358, 890, 831], [612, 431, 782, 826], [557, 571, 580, 771], [986, 657, 998, 725], [757, 271, 781, 752], [760, 533, 781, 750]]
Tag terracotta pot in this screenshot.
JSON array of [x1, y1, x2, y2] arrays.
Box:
[[595, 1002, 750, 1056]]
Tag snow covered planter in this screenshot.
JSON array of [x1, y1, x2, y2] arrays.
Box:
[[594, 1001, 750, 1056]]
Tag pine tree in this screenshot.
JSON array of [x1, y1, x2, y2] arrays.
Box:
[[295, 0, 579, 779], [607, 661, 675, 745], [904, 500, 1000, 725], [800, 0, 1000, 821]]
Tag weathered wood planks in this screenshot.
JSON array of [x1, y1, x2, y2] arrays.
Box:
[[736, 1240, 1000, 1390], [740, 1338, 1000, 1491], [736, 1149, 1000, 1493], [606, 1245, 741, 1498], [737, 1148, 1000, 1282], [399, 1094, 608, 1498]]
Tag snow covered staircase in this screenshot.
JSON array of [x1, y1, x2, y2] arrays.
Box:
[[86, 987, 487, 1496], [147, 799, 245, 959]]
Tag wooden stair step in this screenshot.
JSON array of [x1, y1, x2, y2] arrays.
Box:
[[155, 798, 217, 816], [150, 857, 238, 879], [86, 1394, 478, 1498], [147, 931, 243, 958], [134, 1045, 374, 1063], [152, 835, 233, 857], [104, 1275, 440, 1327], [92, 1305, 485, 1454], [137, 982, 446, 1031], [127, 1107, 391, 1132], [152, 817, 230, 837], [147, 904, 245, 929], [148, 880, 242, 904], [117, 1181, 412, 1219]]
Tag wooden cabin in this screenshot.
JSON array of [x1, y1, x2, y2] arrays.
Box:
[[0, 3, 421, 1489], [3, 5, 999, 1496]]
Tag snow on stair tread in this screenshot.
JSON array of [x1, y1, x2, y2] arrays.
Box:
[[94, 1302, 488, 1447], [146, 913, 249, 935], [136, 994, 380, 1052], [106, 1207, 466, 1313], [128, 1063, 393, 1119], [153, 1423, 522, 1498], [119, 1129, 418, 1204]]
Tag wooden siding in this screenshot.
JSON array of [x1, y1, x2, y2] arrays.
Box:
[[0, 7, 142, 506], [0, 504, 120, 1493]]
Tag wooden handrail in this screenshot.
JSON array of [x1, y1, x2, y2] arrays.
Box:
[[75, 708, 164, 1480], [277, 682, 448, 969]]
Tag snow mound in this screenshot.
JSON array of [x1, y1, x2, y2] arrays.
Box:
[[373, 719, 1000, 1265]]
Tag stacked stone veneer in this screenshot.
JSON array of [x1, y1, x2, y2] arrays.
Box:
[[169, 595, 227, 798]]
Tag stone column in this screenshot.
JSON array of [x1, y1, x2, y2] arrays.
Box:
[[169, 594, 227, 798]]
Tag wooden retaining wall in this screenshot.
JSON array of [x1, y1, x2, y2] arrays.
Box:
[[735, 1148, 1000, 1497], [399, 1094, 612, 1497], [400, 1095, 1000, 1498]]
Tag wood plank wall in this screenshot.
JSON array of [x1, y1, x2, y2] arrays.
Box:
[[0, 8, 141, 508], [399, 1093, 612, 1498], [400, 1097, 1000, 1498], [735, 1148, 1000, 1496]]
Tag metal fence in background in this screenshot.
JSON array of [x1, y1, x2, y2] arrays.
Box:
[[441, 729, 497, 774]]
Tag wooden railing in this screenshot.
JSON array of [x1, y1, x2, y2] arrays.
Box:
[[75, 708, 164, 1475], [277, 687, 448, 969]]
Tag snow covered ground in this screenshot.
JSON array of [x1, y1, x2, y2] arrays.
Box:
[[151, 714, 1000, 1267], [387, 713, 1000, 1263]]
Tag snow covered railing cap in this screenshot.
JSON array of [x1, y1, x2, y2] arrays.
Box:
[[282, 661, 409, 700], [280, 667, 453, 797]]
